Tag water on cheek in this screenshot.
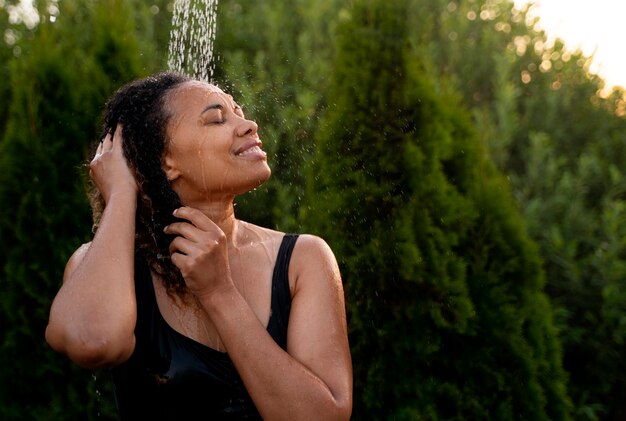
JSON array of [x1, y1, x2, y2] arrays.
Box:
[[196, 136, 209, 192]]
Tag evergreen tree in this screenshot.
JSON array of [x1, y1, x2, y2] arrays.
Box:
[[0, 6, 11, 136], [0, 0, 163, 418], [0, 1, 32, 138], [373, 0, 626, 416], [411, 1, 626, 417], [302, 0, 570, 418]]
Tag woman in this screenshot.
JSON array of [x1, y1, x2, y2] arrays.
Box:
[[45, 73, 353, 420]]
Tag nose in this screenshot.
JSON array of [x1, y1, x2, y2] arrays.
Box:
[[237, 119, 258, 137]]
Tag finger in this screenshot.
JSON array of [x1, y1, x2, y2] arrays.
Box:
[[173, 207, 220, 232], [100, 133, 114, 152], [111, 124, 124, 147], [168, 236, 199, 257], [170, 251, 199, 274], [170, 251, 185, 270], [164, 221, 205, 242]]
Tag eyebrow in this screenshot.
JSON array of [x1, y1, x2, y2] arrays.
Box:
[[200, 103, 223, 115]]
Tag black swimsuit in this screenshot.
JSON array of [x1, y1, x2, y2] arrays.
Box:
[[111, 234, 299, 420]]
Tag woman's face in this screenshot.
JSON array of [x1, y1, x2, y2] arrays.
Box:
[[162, 81, 271, 204]]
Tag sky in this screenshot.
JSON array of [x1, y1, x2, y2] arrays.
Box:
[[513, 0, 626, 92]]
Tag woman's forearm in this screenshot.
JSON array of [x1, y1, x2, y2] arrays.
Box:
[[201, 285, 352, 421]]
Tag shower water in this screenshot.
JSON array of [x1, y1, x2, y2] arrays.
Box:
[[167, 0, 219, 82]]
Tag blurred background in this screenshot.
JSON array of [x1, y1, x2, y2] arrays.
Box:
[[0, 0, 625, 419]]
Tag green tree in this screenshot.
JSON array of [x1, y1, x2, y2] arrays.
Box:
[[302, 0, 570, 418], [0, 5, 11, 136], [0, 0, 34, 137], [0, 0, 165, 418], [412, 1, 626, 418]]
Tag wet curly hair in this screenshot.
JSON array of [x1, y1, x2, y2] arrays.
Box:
[[90, 72, 191, 294]]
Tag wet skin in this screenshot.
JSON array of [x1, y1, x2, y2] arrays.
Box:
[[46, 80, 353, 420]]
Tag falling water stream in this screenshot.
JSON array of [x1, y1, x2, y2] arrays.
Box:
[[167, 0, 220, 82], [167, 0, 221, 196]]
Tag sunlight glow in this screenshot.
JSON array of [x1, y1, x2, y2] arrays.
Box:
[[514, 0, 626, 92]]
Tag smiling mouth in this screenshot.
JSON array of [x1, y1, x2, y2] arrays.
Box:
[[236, 145, 266, 157]]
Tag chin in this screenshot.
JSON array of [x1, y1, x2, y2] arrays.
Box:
[[239, 166, 271, 194], [253, 166, 272, 188]]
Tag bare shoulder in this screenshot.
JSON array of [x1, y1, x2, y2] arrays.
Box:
[[290, 234, 341, 291], [63, 242, 92, 280], [292, 234, 336, 260], [239, 222, 341, 287]]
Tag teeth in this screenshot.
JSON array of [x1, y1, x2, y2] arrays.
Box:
[[237, 145, 263, 156]]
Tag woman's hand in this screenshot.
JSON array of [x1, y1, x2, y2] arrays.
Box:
[[89, 126, 138, 203], [164, 207, 233, 298]]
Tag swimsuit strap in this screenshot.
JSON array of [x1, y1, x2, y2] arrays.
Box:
[[267, 234, 299, 350]]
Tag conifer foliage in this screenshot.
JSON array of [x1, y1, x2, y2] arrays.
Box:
[[302, 0, 570, 418], [0, 1, 157, 418]]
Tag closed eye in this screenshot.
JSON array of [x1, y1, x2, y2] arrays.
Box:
[[203, 115, 224, 125], [201, 107, 224, 125]]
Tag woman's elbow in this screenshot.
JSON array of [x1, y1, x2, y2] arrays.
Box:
[[45, 323, 134, 369], [333, 396, 353, 421], [315, 392, 351, 421]]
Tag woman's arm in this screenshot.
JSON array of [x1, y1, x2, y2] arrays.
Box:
[[166, 208, 353, 420], [45, 129, 138, 369], [214, 235, 352, 420]]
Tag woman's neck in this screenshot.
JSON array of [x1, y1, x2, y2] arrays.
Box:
[[184, 199, 241, 247]]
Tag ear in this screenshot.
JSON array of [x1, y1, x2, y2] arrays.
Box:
[[162, 153, 181, 182]]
